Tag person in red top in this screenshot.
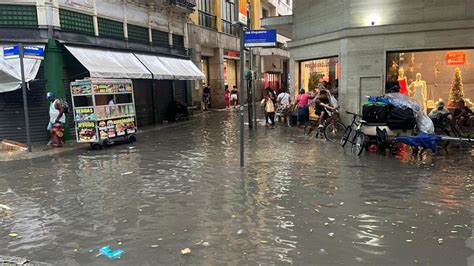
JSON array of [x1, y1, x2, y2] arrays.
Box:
[[295, 88, 314, 128]]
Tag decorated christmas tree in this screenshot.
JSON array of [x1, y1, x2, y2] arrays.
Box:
[[447, 68, 465, 107]]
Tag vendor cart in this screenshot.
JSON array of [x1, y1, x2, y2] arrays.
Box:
[[70, 78, 138, 150]]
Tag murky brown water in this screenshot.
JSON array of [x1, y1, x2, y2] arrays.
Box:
[[0, 111, 473, 265]]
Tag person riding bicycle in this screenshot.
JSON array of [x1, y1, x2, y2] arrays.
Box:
[[315, 90, 337, 130]]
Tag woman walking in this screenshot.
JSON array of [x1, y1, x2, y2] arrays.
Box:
[[262, 88, 276, 126], [224, 87, 231, 109]]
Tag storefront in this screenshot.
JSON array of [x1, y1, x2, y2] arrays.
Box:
[[298, 57, 339, 96], [386, 49, 474, 113]]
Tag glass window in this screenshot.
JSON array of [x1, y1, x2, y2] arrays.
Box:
[[386, 49, 474, 111], [299, 57, 339, 94]]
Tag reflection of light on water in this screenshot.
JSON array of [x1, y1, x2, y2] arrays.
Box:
[[351, 214, 386, 255]]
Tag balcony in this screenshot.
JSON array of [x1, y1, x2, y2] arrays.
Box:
[[166, 0, 196, 12], [199, 10, 217, 30], [222, 19, 240, 37]]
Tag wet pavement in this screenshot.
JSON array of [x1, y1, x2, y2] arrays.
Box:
[[0, 110, 473, 265]]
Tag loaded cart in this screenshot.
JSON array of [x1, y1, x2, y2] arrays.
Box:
[[70, 78, 138, 150]]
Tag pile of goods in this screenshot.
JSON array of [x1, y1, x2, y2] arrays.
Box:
[[362, 93, 434, 133]]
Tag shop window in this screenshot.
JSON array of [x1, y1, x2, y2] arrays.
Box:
[[127, 24, 149, 43], [0, 4, 37, 28], [98, 17, 124, 39], [172, 34, 184, 49], [299, 57, 339, 94], [152, 30, 169, 47], [59, 9, 94, 34], [386, 49, 474, 111]]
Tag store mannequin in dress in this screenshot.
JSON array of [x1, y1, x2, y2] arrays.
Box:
[[397, 67, 408, 94], [408, 73, 427, 113]]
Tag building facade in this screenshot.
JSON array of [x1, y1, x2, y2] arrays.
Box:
[[0, 0, 201, 143], [188, 0, 267, 109], [289, 0, 474, 118], [259, 0, 291, 93]]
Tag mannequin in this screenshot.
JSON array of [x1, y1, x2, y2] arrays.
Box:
[[408, 73, 427, 113], [397, 67, 408, 94]]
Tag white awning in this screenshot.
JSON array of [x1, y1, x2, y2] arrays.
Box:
[[136, 53, 205, 80], [0, 44, 44, 93], [65, 45, 152, 79], [134, 53, 174, 80]]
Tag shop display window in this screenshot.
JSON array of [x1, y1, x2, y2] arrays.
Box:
[[386, 49, 474, 111], [299, 57, 339, 96]]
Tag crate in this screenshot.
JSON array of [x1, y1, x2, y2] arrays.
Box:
[[1, 140, 27, 152]]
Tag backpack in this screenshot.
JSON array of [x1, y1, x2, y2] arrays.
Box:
[[57, 99, 70, 114]]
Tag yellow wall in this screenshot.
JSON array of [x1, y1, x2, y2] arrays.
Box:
[[250, 0, 261, 29], [192, 0, 261, 30]]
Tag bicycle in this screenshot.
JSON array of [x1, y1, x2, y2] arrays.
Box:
[[340, 111, 367, 155], [315, 107, 346, 142]]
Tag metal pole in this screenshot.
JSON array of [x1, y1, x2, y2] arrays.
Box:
[[239, 24, 245, 167], [247, 0, 253, 129], [19, 44, 32, 152]]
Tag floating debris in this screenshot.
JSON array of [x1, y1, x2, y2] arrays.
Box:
[[8, 232, 17, 237], [319, 248, 328, 255], [328, 232, 335, 237], [151, 245, 159, 248], [181, 248, 191, 255], [406, 239, 413, 243], [99, 246, 124, 259], [437, 238, 443, 244], [237, 229, 245, 235], [328, 217, 335, 222], [121, 172, 133, 176], [260, 240, 268, 244]]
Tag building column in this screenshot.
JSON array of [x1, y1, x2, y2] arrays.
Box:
[[43, 39, 70, 139], [209, 48, 225, 108], [213, 0, 222, 32]]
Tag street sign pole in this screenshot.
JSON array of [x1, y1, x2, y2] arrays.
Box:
[[19, 43, 32, 152], [247, 0, 253, 129], [239, 23, 245, 167]]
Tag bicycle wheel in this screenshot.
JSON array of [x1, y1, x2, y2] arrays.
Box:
[[351, 132, 366, 156], [325, 121, 346, 142], [340, 127, 352, 147]]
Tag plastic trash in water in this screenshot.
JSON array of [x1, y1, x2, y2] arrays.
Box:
[[99, 246, 124, 259]]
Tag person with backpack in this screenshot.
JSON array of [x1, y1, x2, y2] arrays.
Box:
[[47, 92, 66, 146]]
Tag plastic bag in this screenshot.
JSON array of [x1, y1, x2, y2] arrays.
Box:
[[416, 112, 434, 134], [383, 93, 421, 112]]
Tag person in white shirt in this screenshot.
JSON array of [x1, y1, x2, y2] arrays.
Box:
[[276, 89, 292, 125]]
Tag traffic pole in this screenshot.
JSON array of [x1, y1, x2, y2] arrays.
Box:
[[239, 23, 245, 167], [19, 43, 32, 152]]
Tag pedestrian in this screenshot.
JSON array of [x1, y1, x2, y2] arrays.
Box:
[[276, 88, 291, 125], [261, 88, 276, 126], [230, 85, 239, 108], [203, 86, 211, 111], [47, 92, 66, 146], [295, 88, 311, 129], [224, 87, 231, 109]]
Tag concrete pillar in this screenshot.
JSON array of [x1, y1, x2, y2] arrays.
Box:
[[209, 48, 225, 108], [36, 0, 47, 27], [213, 0, 222, 32]]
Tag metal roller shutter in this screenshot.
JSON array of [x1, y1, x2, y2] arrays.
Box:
[[153, 80, 173, 122], [133, 79, 154, 127], [174, 80, 187, 103], [0, 67, 49, 143]]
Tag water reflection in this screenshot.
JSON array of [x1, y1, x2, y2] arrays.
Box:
[[0, 111, 471, 265]]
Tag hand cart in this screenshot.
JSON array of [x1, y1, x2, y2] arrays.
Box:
[[70, 78, 138, 150]]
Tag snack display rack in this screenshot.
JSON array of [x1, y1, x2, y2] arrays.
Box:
[[70, 78, 138, 149]]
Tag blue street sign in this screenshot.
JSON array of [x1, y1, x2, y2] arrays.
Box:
[[244, 29, 277, 48], [3, 46, 19, 59], [3, 45, 44, 60]]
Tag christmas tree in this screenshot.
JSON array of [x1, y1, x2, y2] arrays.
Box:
[[447, 68, 465, 107]]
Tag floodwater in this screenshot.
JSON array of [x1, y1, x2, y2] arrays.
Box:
[[0, 110, 473, 265]]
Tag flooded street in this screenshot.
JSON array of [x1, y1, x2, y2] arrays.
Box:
[[0, 110, 473, 265]]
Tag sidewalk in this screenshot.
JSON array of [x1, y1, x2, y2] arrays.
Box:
[[0, 118, 198, 162]]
